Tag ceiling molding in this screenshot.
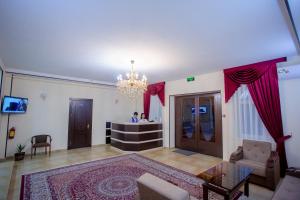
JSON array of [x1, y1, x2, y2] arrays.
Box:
[[6, 68, 116, 87]]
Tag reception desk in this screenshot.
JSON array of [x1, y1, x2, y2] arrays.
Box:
[[111, 122, 163, 151]]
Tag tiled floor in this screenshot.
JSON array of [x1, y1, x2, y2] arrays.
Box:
[[0, 160, 14, 200], [0, 145, 274, 200]]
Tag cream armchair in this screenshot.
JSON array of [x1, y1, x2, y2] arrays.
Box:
[[230, 139, 280, 190]]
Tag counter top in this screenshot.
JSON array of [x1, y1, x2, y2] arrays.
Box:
[[112, 122, 162, 125]]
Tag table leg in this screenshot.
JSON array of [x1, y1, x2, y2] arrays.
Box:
[[244, 178, 249, 197], [224, 194, 230, 200], [203, 184, 209, 200]]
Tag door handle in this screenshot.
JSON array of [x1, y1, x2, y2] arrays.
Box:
[[87, 124, 90, 129]]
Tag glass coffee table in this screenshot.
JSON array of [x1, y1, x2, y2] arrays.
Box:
[[197, 162, 253, 200]]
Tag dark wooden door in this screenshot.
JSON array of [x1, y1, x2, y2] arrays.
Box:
[[175, 92, 222, 158], [197, 93, 222, 157], [68, 99, 93, 149], [175, 95, 198, 151]]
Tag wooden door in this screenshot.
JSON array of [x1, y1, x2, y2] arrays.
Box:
[[175, 92, 223, 158], [175, 95, 198, 151], [68, 99, 93, 149], [197, 93, 222, 157]]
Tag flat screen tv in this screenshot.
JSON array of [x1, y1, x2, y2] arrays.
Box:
[[1, 96, 28, 114]]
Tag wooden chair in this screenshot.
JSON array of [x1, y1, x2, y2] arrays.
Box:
[[31, 134, 52, 159]]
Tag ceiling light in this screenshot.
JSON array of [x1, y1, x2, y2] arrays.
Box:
[[116, 60, 147, 100]]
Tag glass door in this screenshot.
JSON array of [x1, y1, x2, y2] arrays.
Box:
[[198, 96, 215, 142], [175, 96, 198, 151], [175, 92, 222, 158], [197, 93, 222, 157]]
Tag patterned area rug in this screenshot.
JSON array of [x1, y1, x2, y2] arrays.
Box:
[[21, 154, 225, 200]]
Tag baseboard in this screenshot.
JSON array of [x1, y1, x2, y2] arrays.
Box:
[[2, 144, 110, 161]]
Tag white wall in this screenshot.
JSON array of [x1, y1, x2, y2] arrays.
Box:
[[279, 78, 300, 167], [163, 71, 232, 160], [0, 74, 143, 158]]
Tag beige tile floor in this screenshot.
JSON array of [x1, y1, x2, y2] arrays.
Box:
[[0, 145, 274, 200], [0, 160, 14, 200]]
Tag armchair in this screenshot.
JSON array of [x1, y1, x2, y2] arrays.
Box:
[[31, 134, 52, 159], [230, 139, 280, 190]]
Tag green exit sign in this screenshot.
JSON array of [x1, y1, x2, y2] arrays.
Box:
[[186, 76, 195, 82]]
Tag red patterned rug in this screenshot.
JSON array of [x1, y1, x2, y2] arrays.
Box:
[[20, 154, 226, 200]]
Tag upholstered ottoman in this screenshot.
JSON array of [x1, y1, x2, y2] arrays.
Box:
[[137, 173, 196, 200]]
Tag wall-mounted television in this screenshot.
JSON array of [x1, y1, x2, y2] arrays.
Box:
[[1, 96, 28, 114]]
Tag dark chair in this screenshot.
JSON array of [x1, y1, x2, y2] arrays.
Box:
[[31, 134, 52, 159]]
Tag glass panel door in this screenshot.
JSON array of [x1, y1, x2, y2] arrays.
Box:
[[199, 96, 215, 142], [197, 93, 222, 158], [175, 92, 222, 157], [175, 96, 197, 151], [182, 97, 196, 140]]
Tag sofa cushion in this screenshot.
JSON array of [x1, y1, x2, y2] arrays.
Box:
[[137, 173, 191, 200], [272, 175, 300, 200], [236, 159, 266, 177], [243, 139, 271, 163]]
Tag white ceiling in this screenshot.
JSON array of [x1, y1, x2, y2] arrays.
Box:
[[288, 0, 300, 43], [0, 0, 298, 84]]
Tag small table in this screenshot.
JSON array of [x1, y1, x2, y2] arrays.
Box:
[[197, 162, 253, 200]]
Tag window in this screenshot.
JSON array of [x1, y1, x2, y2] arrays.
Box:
[[232, 85, 274, 143], [149, 95, 162, 122]]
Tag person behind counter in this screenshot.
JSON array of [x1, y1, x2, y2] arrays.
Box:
[[139, 113, 148, 123], [131, 112, 139, 123]]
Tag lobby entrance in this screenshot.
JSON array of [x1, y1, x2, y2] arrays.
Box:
[[175, 92, 223, 158]]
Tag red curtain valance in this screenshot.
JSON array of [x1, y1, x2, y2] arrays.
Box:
[[143, 82, 165, 119], [224, 57, 291, 176], [224, 57, 286, 102]]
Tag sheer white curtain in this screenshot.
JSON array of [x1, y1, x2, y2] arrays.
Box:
[[230, 85, 275, 150], [149, 95, 162, 122]]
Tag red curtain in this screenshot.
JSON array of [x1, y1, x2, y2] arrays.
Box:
[[143, 82, 165, 119], [224, 57, 291, 176]]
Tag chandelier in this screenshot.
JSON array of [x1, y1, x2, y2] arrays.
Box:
[[117, 60, 147, 99]]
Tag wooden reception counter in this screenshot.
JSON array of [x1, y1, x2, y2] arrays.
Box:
[[111, 122, 163, 151]]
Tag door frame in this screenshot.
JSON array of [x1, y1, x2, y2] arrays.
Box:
[[174, 91, 223, 158], [68, 98, 93, 150]]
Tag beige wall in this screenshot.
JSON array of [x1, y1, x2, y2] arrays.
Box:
[[0, 66, 298, 165], [0, 74, 143, 158], [279, 78, 300, 167]]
